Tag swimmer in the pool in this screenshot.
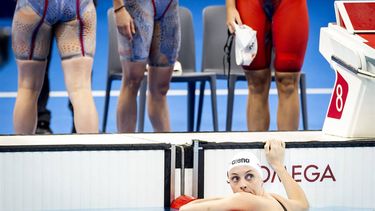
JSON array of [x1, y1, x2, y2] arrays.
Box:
[[180, 139, 309, 211]]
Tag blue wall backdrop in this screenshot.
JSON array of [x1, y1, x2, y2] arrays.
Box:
[[0, 0, 337, 134]]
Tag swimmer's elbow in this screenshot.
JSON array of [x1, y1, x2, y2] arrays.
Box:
[[293, 199, 309, 211], [179, 203, 202, 211], [300, 201, 310, 211]]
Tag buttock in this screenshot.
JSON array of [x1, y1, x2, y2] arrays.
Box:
[[117, 0, 181, 67], [12, 0, 96, 60], [236, 0, 308, 72], [16, 0, 92, 25]]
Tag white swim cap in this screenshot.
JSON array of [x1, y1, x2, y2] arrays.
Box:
[[227, 151, 263, 179], [234, 23, 257, 66]]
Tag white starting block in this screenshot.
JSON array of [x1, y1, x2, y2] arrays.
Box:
[[319, 1, 375, 138]]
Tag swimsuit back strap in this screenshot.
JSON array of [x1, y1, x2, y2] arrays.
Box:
[[274, 197, 288, 211]]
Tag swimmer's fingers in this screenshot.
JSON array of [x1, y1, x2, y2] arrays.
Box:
[[274, 139, 286, 149], [265, 139, 285, 167], [226, 7, 241, 34], [268, 139, 285, 149], [264, 140, 271, 153], [227, 22, 235, 34], [123, 12, 134, 40], [281, 140, 286, 148], [115, 8, 134, 40], [117, 26, 128, 39], [130, 20, 136, 35], [123, 21, 134, 40]]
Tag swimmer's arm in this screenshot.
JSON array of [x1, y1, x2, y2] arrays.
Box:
[[226, 0, 236, 10], [225, 0, 242, 33], [272, 165, 309, 211], [113, 0, 135, 39], [183, 197, 223, 205], [180, 193, 258, 211], [265, 140, 309, 211]]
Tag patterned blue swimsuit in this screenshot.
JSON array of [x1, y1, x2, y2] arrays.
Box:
[[117, 0, 181, 67]]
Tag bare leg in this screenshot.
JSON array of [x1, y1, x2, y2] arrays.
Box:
[[13, 60, 47, 134], [244, 68, 271, 131], [275, 72, 300, 130], [62, 57, 98, 133], [56, 2, 97, 133], [147, 66, 173, 132], [12, 5, 51, 134], [116, 61, 146, 132]]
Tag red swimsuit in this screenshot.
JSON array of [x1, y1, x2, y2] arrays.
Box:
[[236, 0, 309, 72]]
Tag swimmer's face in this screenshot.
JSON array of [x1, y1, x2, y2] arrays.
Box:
[[227, 165, 263, 195]]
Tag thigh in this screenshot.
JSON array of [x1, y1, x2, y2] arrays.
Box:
[[117, 0, 154, 62], [12, 2, 52, 61], [236, 0, 272, 70], [149, 0, 181, 67], [272, 0, 309, 72], [55, 1, 96, 59]]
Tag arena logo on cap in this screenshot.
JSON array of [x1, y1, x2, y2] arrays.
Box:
[[232, 158, 250, 165]]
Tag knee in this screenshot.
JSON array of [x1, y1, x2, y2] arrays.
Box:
[[18, 78, 44, 93], [148, 81, 170, 97], [275, 73, 299, 96], [246, 71, 270, 94], [123, 76, 144, 91]]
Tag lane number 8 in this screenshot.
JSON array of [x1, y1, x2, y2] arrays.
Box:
[[335, 84, 343, 112]]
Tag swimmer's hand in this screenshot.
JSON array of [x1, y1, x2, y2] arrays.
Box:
[[226, 3, 242, 34], [265, 139, 310, 210], [264, 139, 285, 170], [115, 7, 136, 40]]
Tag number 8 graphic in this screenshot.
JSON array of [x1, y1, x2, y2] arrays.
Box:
[[335, 84, 343, 112]]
